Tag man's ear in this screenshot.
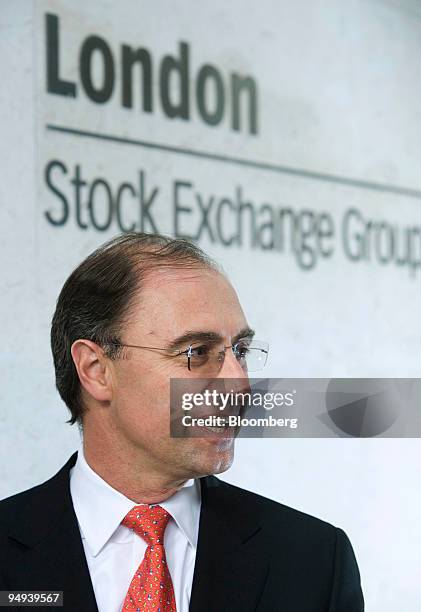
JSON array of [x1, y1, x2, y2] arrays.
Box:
[[71, 339, 113, 403]]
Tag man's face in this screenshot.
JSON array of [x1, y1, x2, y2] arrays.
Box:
[[107, 267, 250, 481]]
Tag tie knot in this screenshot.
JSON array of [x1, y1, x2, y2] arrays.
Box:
[[121, 504, 171, 546]]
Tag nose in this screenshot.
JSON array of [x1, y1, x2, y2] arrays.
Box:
[[218, 347, 248, 380], [217, 349, 250, 414]]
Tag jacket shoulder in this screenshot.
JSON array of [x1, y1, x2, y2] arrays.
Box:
[[208, 475, 340, 536], [209, 478, 364, 610], [0, 452, 78, 532], [0, 481, 49, 526]]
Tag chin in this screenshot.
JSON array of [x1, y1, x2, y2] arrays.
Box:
[[193, 445, 235, 478], [169, 437, 235, 479]]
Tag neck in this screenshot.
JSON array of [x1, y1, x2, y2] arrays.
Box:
[[81, 422, 190, 505]]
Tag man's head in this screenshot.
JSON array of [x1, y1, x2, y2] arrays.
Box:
[[51, 232, 251, 480]]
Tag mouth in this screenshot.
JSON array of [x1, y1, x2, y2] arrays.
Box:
[[170, 403, 243, 440], [189, 415, 238, 441], [205, 424, 229, 433]]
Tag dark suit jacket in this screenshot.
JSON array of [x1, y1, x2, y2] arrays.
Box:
[[0, 452, 364, 611]]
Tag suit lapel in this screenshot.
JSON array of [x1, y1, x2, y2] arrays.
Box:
[[189, 475, 269, 612], [6, 452, 98, 612]]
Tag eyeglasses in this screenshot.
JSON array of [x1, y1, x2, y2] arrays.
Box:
[[107, 339, 269, 376]]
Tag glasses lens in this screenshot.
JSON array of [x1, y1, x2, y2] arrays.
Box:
[[185, 341, 269, 375], [237, 340, 269, 372]]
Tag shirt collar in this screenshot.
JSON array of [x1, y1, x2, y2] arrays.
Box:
[[69, 443, 201, 557]]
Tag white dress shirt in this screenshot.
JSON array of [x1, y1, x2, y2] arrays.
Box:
[[69, 444, 201, 612]]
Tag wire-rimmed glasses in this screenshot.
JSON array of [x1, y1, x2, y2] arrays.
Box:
[[107, 338, 269, 376]]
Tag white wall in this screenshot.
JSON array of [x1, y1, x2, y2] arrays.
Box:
[[1, 1, 421, 610]]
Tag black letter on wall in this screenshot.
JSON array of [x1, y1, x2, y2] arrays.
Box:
[[80, 36, 115, 103], [121, 45, 153, 111], [231, 74, 258, 134], [160, 42, 189, 119], [46, 13, 76, 97], [44, 160, 69, 226], [196, 65, 225, 127]]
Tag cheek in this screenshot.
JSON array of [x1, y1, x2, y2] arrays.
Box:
[[113, 361, 174, 434]]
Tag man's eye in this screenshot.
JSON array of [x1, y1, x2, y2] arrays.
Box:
[[188, 345, 209, 358], [235, 343, 251, 358]]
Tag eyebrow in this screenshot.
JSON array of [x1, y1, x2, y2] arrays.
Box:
[[166, 327, 255, 352]]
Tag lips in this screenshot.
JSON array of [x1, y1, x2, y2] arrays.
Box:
[[186, 414, 238, 439]]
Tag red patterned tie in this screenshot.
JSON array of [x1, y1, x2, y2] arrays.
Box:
[[121, 504, 177, 611]]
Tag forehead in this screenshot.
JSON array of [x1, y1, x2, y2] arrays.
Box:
[[127, 267, 248, 340]]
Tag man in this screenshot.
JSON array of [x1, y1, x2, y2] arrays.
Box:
[[0, 232, 364, 611]]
